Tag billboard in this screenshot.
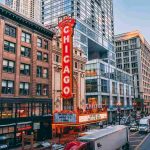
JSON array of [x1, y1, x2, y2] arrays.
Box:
[[79, 113, 107, 123], [58, 17, 76, 99], [54, 113, 76, 123]]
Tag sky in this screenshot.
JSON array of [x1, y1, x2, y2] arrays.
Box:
[[0, 0, 149, 41], [0, 0, 4, 3], [113, 0, 150, 42]]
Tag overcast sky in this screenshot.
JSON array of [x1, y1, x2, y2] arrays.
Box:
[[113, 0, 150, 42]]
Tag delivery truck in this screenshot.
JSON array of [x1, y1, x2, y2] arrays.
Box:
[[139, 116, 150, 133], [64, 125, 129, 150]]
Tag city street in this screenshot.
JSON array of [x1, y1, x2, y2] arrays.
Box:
[[129, 131, 150, 150]]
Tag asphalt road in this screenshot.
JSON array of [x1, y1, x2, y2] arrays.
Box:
[[139, 133, 150, 150], [129, 131, 150, 150]]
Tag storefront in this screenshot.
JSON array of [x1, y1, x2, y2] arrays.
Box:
[[0, 98, 52, 148], [53, 108, 108, 143]]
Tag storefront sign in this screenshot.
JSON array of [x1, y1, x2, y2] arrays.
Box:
[[58, 17, 76, 99], [17, 126, 32, 131], [79, 113, 107, 123], [54, 113, 76, 123]]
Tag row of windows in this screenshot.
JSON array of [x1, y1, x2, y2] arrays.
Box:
[[0, 102, 51, 119], [3, 60, 49, 78], [5, 24, 49, 49], [115, 38, 137, 46], [86, 79, 131, 95], [4, 41, 49, 62], [1, 80, 48, 96]]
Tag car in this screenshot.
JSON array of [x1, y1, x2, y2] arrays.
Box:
[[52, 144, 64, 150], [0, 136, 8, 150], [129, 122, 139, 132]]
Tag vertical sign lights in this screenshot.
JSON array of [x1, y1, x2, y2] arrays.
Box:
[[58, 17, 76, 99]]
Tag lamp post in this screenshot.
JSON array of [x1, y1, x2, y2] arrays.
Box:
[[117, 102, 121, 125]]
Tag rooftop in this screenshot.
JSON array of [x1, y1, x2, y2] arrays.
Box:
[[0, 3, 54, 38], [78, 125, 127, 141]]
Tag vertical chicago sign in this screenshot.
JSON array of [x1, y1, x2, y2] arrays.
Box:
[[58, 17, 76, 99]]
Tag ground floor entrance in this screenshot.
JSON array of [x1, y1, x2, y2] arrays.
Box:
[[0, 120, 52, 148]]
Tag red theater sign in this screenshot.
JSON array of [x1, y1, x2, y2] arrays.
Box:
[[58, 17, 76, 99]]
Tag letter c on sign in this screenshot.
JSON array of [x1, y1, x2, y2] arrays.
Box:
[[64, 55, 70, 63], [63, 26, 69, 34]]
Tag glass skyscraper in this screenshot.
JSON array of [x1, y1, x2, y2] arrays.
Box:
[[42, 0, 115, 65]]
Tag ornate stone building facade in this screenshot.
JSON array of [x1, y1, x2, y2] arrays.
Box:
[[52, 36, 87, 112]]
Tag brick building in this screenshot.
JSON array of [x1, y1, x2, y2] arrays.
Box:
[[0, 4, 53, 147]]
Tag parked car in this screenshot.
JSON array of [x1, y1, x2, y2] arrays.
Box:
[[129, 122, 139, 132], [0, 136, 8, 150]]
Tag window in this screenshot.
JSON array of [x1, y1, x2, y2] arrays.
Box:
[[43, 85, 48, 96], [123, 52, 129, 56], [86, 79, 98, 93], [81, 64, 84, 70], [20, 82, 30, 95], [101, 79, 109, 93], [4, 41, 16, 53], [37, 38, 42, 47], [124, 58, 129, 63], [56, 55, 59, 63], [37, 66, 42, 77], [130, 38, 136, 44], [43, 68, 48, 78], [5, 24, 16, 37], [116, 59, 122, 63], [116, 53, 121, 57], [43, 53, 48, 62], [36, 84, 42, 96], [20, 64, 30, 75], [2, 80, 14, 94], [44, 40, 48, 49], [37, 51, 42, 60], [132, 62, 138, 68], [21, 32, 31, 43], [131, 51, 137, 56], [116, 47, 121, 51], [75, 62, 78, 68], [21, 46, 30, 57], [123, 46, 129, 50], [116, 41, 121, 46], [112, 82, 117, 94], [123, 40, 128, 45], [3, 59, 15, 73], [131, 56, 137, 61]]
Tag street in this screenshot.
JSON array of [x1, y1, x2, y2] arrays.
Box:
[[129, 131, 150, 150]]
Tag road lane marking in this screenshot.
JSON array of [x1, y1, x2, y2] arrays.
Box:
[[135, 133, 150, 150], [130, 140, 141, 142]]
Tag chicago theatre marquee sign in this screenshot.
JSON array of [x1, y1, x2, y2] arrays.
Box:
[[54, 17, 108, 125], [58, 16, 75, 99]]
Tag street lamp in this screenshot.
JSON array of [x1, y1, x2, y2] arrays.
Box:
[[117, 102, 121, 125]]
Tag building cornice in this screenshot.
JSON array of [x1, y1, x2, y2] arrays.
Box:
[[0, 4, 54, 39]]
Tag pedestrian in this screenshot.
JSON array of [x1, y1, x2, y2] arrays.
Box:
[[99, 121, 103, 128]]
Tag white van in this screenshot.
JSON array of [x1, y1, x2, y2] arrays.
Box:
[[139, 116, 150, 133]]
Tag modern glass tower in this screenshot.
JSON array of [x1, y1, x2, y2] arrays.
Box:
[[41, 0, 115, 65]]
